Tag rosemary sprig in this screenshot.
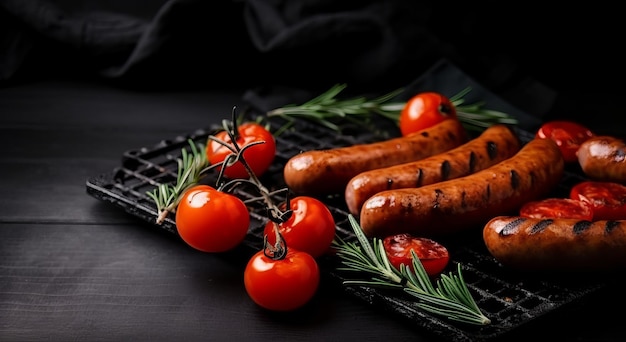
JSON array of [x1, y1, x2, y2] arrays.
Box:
[[145, 117, 279, 225], [332, 215, 491, 326], [267, 83, 517, 133], [146, 139, 209, 224]]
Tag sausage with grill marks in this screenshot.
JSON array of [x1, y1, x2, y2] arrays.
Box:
[[483, 216, 626, 271], [344, 124, 521, 216], [359, 138, 564, 238], [283, 118, 468, 196]]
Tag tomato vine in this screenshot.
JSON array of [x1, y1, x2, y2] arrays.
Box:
[[145, 107, 328, 311], [145, 98, 491, 320]]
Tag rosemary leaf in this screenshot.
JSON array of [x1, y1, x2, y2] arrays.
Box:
[[343, 279, 404, 289], [146, 139, 209, 224], [333, 214, 491, 326], [267, 84, 517, 134]]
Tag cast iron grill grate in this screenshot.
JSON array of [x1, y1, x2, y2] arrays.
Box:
[[86, 115, 608, 342]]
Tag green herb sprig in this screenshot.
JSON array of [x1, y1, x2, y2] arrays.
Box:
[[332, 215, 491, 326], [146, 139, 210, 224], [145, 116, 283, 225], [267, 83, 517, 134]]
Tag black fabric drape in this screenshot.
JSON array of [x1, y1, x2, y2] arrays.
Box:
[[1, 0, 625, 125], [0, 0, 498, 92], [0, 0, 254, 88]]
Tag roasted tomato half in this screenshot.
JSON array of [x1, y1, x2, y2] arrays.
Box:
[[383, 233, 449, 277], [520, 197, 594, 221], [570, 181, 626, 220], [535, 120, 594, 163]]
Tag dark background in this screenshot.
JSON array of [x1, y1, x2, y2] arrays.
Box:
[[2, 1, 626, 341], [2, 0, 625, 131]]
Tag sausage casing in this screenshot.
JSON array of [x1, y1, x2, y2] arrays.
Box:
[[576, 135, 626, 183], [483, 216, 626, 271], [283, 119, 468, 196], [359, 138, 564, 238], [344, 124, 521, 216]]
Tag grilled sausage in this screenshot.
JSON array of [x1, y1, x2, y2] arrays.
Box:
[[359, 138, 564, 238], [283, 119, 468, 196], [577, 135, 626, 183], [483, 216, 626, 271], [344, 124, 521, 216]]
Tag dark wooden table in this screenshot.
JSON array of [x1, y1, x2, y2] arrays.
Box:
[[1, 78, 624, 342]]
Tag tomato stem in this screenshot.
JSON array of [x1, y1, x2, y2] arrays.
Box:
[[214, 108, 295, 259], [229, 107, 241, 141], [262, 229, 288, 260], [146, 107, 297, 263]]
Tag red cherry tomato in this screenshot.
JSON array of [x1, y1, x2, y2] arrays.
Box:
[[382, 234, 450, 277], [519, 198, 594, 221], [206, 122, 276, 179], [535, 120, 594, 163], [175, 185, 250, 252], [570, 181, 626, 220], [244, 249, 320, 312], [399, 92, 457, 136], [263, 196, 336, 258]]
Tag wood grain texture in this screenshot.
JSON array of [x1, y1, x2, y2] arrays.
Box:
[[0, 79, 624, 342], [0, 80, 428, 341]]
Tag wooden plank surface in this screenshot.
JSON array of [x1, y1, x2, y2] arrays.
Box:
[[1, 78, 625, 342]]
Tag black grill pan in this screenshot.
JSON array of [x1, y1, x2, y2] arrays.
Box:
[[86, 114, 611, 342]]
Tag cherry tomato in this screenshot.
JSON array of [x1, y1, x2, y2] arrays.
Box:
[[399, 92, 457, 136], [263, 196, 336, 258], [175, 185, 250, 252], [244, 249, 320, 312], [206, 122, 276, 179], [570, 181, 626, 220], [535, 120, 594, 163], [382, 233, 450, 277], [519, 198, 594, 220]]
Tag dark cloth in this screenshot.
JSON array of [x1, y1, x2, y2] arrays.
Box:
[[0, 0, 252, 88], [0, 0, 445, 91], [1, 0, 624, 126]]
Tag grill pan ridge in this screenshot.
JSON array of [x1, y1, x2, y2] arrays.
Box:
[[86, 114, 610, 342]]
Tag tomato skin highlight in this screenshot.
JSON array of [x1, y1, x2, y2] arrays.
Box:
[[382, 234, 450, 277], [175, 185, 250, 252], [263, 196, 336, 258], [399, 92, 457, 136], [244, 249, 320, 312], [570, 181, 626, 220], [535, 120, 595, 163], [519, 198, 594, 221], [206, 122, 276, 179]]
